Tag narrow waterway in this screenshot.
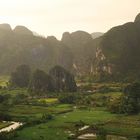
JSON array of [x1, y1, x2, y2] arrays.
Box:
[[0, 122, 23, 133]]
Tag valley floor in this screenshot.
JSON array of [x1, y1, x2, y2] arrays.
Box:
[[0, 79, 139, 140], [2, 104, 140, 140]]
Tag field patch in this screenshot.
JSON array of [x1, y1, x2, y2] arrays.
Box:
[[38, 98, 58, 104]]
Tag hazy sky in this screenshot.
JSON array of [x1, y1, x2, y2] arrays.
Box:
[[0, 0, 140, 39]]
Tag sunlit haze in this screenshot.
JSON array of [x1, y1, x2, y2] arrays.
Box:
[[0, 0, 140, 39]]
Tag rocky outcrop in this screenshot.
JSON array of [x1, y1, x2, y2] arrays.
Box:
[[93, 48, 113, 75], [91, 13, 140, 81]]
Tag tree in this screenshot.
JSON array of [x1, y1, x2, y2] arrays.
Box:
[[107, 96, 122, 113], [42, 113, 53, 121], [13, 94, 28, 104], [29, 69, 54, 95], [58, 93, 77, 104], [49, 66, 77, 92], [9, 65, 31, 88], [120, 82, 140, 114]]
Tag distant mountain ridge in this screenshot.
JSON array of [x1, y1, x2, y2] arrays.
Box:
[[0, 13, 140, 82]]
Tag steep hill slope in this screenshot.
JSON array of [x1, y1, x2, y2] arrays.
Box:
[[92, 13, 140, 81], [61, 31, 97, 75], [0, 24, 73, 74]]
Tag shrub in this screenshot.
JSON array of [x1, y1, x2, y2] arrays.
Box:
[[58, 93, 77, 104], [9, 65, 31, 88], [0, 131, 18, 140], [42, 113, 53, 121], [107, 97, 121, 113], [0, 112, 12, 121]]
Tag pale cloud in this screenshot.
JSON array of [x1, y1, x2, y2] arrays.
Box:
[[0, 0, 139, 39]]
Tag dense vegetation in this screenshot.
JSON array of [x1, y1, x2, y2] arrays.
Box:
[[9, 65, 77, 94], [9, 65, 31, 88], [108, 82, 140, 115], [0, 79, 140, 140], [29, 69, 54, 94], [0, 13, 140, 140]]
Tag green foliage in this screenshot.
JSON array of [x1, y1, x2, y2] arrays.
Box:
[[120, 82, 140, 114], [80, 83, 93, 91], [108, 82, 140, 114], [58, 93, 77, 104], [0, 94, 12, 105], [94, 15, 140, 82], [0, 112, 12, 121], [0, 94, 10, 103], [12, 93, 28, 104], [98, 85, 112, 93], [97, 127, 107, 140], [120, 96, 138, 114], [42, 113, 53, 121], [9, 65, 31, 88], [107, 96, 121, 113], [0, 131, 17, 140], [74, 120, 85, 129], [12, 108, 116, 140], [0, 76, 9, 87], [49, 66, 77, 92], [29, 69, 54, 95]]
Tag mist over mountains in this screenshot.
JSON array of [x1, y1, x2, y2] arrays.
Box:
[[0, 13, 140, 81]]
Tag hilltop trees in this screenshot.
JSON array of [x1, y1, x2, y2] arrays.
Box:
[[9, 65, 31, 88]]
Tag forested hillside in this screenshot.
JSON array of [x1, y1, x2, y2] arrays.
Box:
[[0, 24, 74, 74], [92, 13, 140, 81], [0, 13, 140, 82], [0, 25, 97, 75]]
